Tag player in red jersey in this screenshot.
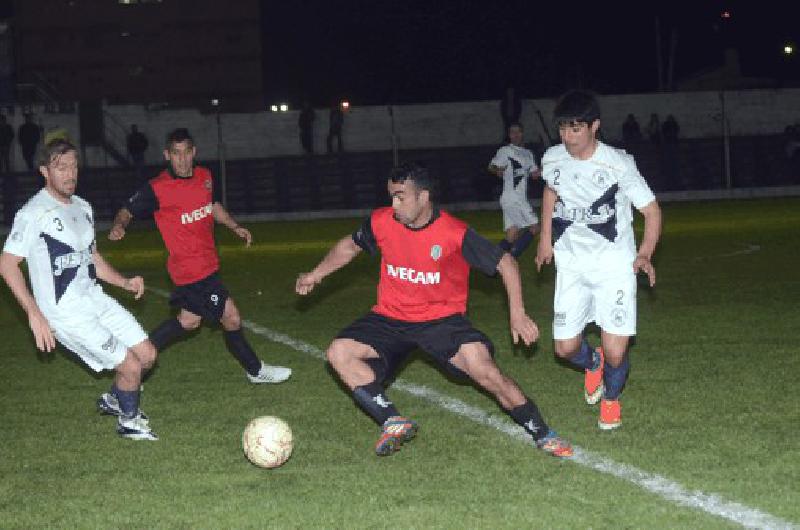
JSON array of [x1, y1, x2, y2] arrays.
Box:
[[108, 128, 291, 384], [296, 162, 571, 458]]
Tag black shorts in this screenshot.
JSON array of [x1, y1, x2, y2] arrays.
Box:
[[336, 312, 494, 381], [169, 272, 230, 322]]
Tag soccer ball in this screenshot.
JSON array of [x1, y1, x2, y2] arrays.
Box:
[[242, 416, 293, 469]]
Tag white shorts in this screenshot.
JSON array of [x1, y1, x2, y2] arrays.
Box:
[[552, 267, 637, 339], [500, 195, 539, 231], [50, 291, 148, 373]]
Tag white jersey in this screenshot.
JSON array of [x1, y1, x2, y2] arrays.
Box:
[[3, 188, 101, 320], [491, 144, 538, 202], [541, 141, 655, 271]]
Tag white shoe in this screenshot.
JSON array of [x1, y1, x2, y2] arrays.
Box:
[[117, 413, 158, 441], [246, 361, 292, 384]]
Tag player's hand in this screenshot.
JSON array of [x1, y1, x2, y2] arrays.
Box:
[[124, 276, 145, 299], [108, 224, 126, 241], [535, 240, 553, 272], [633, 255, 656, 287], [27, 308, 55, 353], [510, 311, 539, 346], [233, 226, 252, 247], [295, 272, 320, 295]]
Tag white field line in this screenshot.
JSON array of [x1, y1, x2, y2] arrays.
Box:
[[693, 243, 762, 261], [148, 287, 795, 529]]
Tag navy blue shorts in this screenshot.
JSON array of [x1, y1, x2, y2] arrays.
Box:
[[335, 312, 494, 381], [169, 272, 230, 322]]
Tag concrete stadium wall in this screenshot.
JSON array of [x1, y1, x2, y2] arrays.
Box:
[[4, 88, 799, 170]]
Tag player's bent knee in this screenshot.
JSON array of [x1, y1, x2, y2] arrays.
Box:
[[178, 315, 202, 330], [135, 341, 158, 369], [221, 313, 241, 331]]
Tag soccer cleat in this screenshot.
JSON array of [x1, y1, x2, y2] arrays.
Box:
[[584, 347, 605, 405], [97, 392, 148, 420], [117, 413, 158, 441], [535, 430, 574, 458], [375, 416, 418, 456], [246, 361, 292, 384], [598, 399, 622, 430]]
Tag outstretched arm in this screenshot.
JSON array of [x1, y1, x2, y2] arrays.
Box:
[[535, 186, 557, 271], [212, 201, 252, 247], [296, 236, 363, 295], [0, 252, 55, 352], [92, 250, 145, 299], [633, 200, 662, 287], [496, 253, 539, 346]]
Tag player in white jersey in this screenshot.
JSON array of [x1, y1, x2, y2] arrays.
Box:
[[535, 91, 662, 430], [0, 139, 159, 440], [488, 122, 541, 258]]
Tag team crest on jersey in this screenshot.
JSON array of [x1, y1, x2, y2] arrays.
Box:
[[611, 308, 627, 327], [204, 178, 212, 190], [430, 244, 442, 261], [593, 169, 610, 187]]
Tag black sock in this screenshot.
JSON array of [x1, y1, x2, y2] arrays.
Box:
[[149, 318, 186, 352], [508, 398, 550, 442], [224, 328, 262, 375], [116, 388, 140, 419], [510, 229, 535, 258], [352, 381, 400, 425]]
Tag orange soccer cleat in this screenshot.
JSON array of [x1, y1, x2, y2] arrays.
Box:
[[598, 399, 622, 430], [375, 416, 418, 456]]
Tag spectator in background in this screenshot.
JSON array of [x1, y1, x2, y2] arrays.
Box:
[[327, 102, 344, 154], [126, 124, 149, 170], [0, 114, 15, 226], [43, 125, 70, 145], [500, 87, 522, 141], [662, 115, 679, 143], [646, 113, 661, 144], [0, 114, 14, 174], [784, 124, 800, 160], [621, 114, 642, 145], [18, 114, 41, 171], [298, 102, 315, 155]]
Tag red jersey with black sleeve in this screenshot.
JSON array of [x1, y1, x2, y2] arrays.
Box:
[[352, 207, 504, 322], [124, 166, 219, 286]]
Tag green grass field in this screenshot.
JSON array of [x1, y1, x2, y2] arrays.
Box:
[[1, 198, 798, 529]]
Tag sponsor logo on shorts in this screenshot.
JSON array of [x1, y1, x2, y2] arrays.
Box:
[[101, 334, 118, 352], [611, 308, 627, 327], [430, 244, 442, 261], [180, 203, 213, 224], [554, 312, 566, 327], [386, 264, 440, 285], [210, 293, 220, 306]]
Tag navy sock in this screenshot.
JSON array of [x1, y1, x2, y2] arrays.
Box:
[[603, 356, 630, 400], [352, 381, 400, 425], [510, 230, 535, 258], [224, 329, 262, 375], [116, 389, 140, 418], [508, 398, 550, 442], [498, 239, 513, 252], [569, 339, 595, 370], [149, 318, 186, 351]]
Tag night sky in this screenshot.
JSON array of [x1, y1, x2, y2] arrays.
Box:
[[262, 1, 799, 107]]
